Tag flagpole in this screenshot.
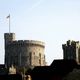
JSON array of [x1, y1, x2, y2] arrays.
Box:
[[7, 14, 10, 34], [9, 15, 10, 34]]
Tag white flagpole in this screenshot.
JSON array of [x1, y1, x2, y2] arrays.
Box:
[[9, 14, 10, 34], [7, 14, 10, 34]]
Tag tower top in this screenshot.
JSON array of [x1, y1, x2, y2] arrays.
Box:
[[4, 33, 15, 44]]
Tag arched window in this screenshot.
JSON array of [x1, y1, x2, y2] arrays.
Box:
[[39, 53, 41, 65], [29, 52, 32, 65]]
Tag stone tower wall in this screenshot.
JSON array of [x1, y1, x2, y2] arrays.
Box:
[[62, 40, 80, 64], [4, 33, 45, 68]]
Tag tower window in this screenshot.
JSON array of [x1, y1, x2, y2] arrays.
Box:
[[33, 52, 35, 55], [29, 52, 32, 65], [39, 53, 41, 65], [39, 53, 41, 58]]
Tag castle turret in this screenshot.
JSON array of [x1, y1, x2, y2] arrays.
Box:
[[62, 40, 80, 64], [4, 33, 15, 45], [4, 33, 15, 67]]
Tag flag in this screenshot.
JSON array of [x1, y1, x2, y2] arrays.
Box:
[[6, 14, 10, 18]]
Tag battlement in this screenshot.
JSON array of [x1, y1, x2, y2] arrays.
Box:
[[23, 40, 45, 47], [4, 33, 45, 47], [62, 40, 80, 46], [4, 33, 15, 42], [8, 40, 45, 47]]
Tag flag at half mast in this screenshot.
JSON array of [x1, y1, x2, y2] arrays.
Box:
[[6, 14, 10, 18]]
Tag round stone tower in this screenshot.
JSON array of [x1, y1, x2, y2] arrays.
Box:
[[4, 33, 46, 68]]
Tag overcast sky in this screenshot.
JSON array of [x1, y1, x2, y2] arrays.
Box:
[[0, 0, 80, 65]]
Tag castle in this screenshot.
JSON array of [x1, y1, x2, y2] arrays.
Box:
[[4, 33, 46, 68], [62, 40, 80, 64]]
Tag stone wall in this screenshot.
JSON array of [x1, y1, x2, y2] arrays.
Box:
[[62, 40, 80, 64], [4, 33, 46, 68]]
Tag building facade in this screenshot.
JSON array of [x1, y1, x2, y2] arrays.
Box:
[[62, 40, 80, 64], [4, 33, 46, 68]]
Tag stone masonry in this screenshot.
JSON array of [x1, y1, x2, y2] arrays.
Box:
[[62, 40, 80, 64], [4, 33, 46, 68]]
